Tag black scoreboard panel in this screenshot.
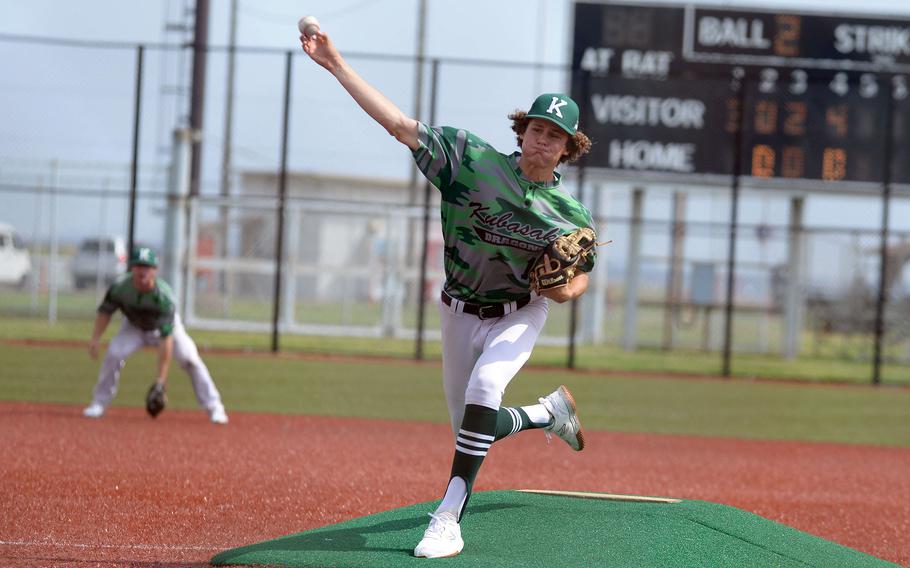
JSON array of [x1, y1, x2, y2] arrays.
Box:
[[740, 82, 891, 182], [573, 4, 689, 77], [577, 74, 735, 175], [571, 2, 910, 185]]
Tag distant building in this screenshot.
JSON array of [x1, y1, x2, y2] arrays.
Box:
[[223, 171, 442, 301]]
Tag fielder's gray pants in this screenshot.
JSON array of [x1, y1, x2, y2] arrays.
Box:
[[90, 314, 224, 412]]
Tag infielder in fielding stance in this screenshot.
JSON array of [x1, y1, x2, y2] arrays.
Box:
[[83, 247, 229, 424], [302, 28, 596, 558]]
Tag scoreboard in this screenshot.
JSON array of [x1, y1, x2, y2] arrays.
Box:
[[571, 2, 910, 186]]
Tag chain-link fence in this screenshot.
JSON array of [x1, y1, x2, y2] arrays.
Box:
[[1, 36, 908, 383]]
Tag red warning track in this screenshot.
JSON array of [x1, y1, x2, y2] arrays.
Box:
[[1, 402, 908, 567]]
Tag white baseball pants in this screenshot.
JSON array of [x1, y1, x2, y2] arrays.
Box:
[[90, 314, 224, 411], [438, 295, 549, 435]]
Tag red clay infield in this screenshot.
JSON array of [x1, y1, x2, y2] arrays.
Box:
[[1, 401, 908, 567]]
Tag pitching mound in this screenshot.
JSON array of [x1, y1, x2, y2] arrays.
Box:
[[211, 489, 896, 567]]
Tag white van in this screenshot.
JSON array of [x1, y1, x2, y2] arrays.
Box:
[[0, 223, 32, 287]]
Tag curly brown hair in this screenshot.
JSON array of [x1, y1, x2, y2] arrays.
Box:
[[508, 111, 592, 164]]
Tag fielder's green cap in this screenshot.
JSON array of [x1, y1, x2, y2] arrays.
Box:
[[129, 247, 158, 267], [526, 93, 580, 135]]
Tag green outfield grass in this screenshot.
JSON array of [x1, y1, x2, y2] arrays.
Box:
[[2, 314, 908, 385], [3, 342, 908, 447]]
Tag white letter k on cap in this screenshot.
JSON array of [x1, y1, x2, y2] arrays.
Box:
[[546, 97, 567, 118]]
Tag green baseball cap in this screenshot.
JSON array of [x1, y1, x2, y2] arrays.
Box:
[[129, 247, 158, 267], [526, 93, 580, 135]]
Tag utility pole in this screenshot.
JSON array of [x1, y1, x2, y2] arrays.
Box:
[[220, 0, 237, 202], [159, 1, 194, 159], [189, 0, 210, 197], [406, 0, 428, 306], [218, 0, 238, 297], [408, 0, 427, 207]]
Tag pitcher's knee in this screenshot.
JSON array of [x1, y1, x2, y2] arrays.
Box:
[[464, 380, 503, 410]]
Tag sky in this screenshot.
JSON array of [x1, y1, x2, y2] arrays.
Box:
[[2, 0, 909, 53], [3, 0, 909, 173], [0, 0, 909, 293]]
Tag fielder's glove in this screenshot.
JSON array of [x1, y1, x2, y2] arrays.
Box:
[[145, 381, 167, 418], [529, 227, 600, 293]]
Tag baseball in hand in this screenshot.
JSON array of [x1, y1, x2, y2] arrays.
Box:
[[298, 15, 320, 38]]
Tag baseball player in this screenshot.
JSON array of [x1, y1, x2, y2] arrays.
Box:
[[302, 30, 595, 558], [82, 247, 229, 424]]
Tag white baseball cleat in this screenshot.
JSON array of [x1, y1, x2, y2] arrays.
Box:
[[82, 403, 105, 418], [413, 511, 464, 558], [540, 385, 586, 451], [209, 405, 229, 425]]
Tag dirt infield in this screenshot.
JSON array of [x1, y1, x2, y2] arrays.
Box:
[[1, 402, 908, 567]]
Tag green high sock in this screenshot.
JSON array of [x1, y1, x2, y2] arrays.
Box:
[[444, 404, 498, 520], [495, 406, 547, 441]]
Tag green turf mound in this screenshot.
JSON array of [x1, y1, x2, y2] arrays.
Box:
[[211, 490, 897, 567]]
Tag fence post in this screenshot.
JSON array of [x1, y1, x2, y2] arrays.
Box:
[[568, 160, 587, 369], [872, 79, 896, 385], [582, 183, 608, 344], [164, 128, 192, 310], [782, 197, 805, 359], [663, 191, 686, 350], [189, 0, 210, 198], [271, 51, 293, 353], [622, 188, 644, 351], [568, 70, 593, 369], [48, 161, 59, 324], [30, 177, 43, 314], [722, 79, 746, 378], [184, 196, 198, 322], [282, 204, 300, 327], [127, 44, 144, 257], [415, 58, 439, 361]]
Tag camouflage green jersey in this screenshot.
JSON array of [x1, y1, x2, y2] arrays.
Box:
[[98, 273, 177, 337], [413, 122, 595, 303]]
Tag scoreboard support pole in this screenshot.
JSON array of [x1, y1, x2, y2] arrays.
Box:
[[722, 81, 747, 378], [622, 188, 644, 351], [783, 197, 805, 360], [663, 192, 687, 351], [871, 83, 896, 386]]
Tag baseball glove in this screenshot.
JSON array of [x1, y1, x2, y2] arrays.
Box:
[[145, 381, 167, 418], [529, 227, 599, 293]]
